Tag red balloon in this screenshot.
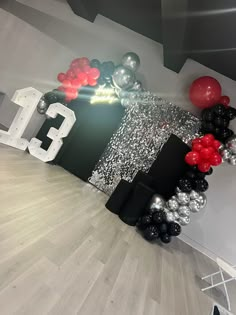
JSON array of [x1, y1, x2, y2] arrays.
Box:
[[219, 95, 230, 107], [213, 139, 221, 150], [200, 148, 214, 160], [66, 69, 75, 79], [82, 65, 91, 74], [192, 143, 203, 152], [198, 161, 211, 173], [78, 73, 88, 86], [70, 58, 81, 68], [185, 151, 201, 165], [65, 87, 78, 100], [88, 77, 97, 86], [192, 138, 202, 146], [62, 79, 72, 88], [57, 73, 66, 83], [89, 68, 101, 80], [71, 78, 82, 89], [209, 152, 222, 166], [201, 134, 215, 147], [79, 57, 90, 67], [189, 76, 222, 109], [57, 86, 66, 92], [74, 68, 82, 77]]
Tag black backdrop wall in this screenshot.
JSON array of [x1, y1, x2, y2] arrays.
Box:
[[36, 88, 124, 181]]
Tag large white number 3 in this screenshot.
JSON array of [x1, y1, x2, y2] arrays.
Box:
[[28, 103, 76, 162], [0, 87, 43, 150]]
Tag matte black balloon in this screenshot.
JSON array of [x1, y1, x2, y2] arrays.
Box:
[[44, 91, 58, 104], [195, 171, 206, 179], [178, 178, 193, 193], [137, 215, 152, 230], [214, 116, 230, 128], [219, 128, 234, 142], [213, 104, 226, 117], [186, 170, 197, 180], [201, 121, 215, 133], [194, 179, 209, 192], [143, 225, 159, 241], [225, 107, 236, 120], [189, 165, 198, 172], [159, 222, 168, 234], [168, 222, 182, 236], [101, 61, 115, 76], [201, 108, 215, 121], [97, 76, 106, 86], [205, 167, 213, 175], [153, 211, 165, 224], [90, 59, 101, 69], [53, 89, 65, 103], [160, 233, 172, 244]]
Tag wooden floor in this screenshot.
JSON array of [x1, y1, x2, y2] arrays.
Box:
[[0, 144, 235, 315]]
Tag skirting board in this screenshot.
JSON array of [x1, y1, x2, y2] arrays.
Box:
[[178, 233, 217, 263]]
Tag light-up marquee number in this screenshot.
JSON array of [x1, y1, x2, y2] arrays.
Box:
[[0, 87, 76, 162], [0, 87, 43, 150], [28, 103, 76, 162]]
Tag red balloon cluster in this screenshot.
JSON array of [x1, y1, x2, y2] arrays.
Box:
[[57, 57, 100, 103], [185, 134, 222, 172], [189, 76, 231, 109]]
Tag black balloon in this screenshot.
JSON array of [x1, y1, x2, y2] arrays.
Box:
[[195, 171, 206, 179], [186, 170, 196, 180], [97, 76, 106, 86], [201, 108, 215, 121], [101, 61, 115, 76], [168, 222, 182, 236], [143, 225, 159, 241], [205, 167, 213, 175], [201, 121, 215, 133], [214, 116, 230, 128], [90, 59, 101, 69], [153, 211, 165, 224], [160, 233, 172, 244], [159, 222, 168, 234], [213, 104, 226, 117], [225, 107, 236, 120], [44, 91, 59, 104], [178, 178, 193, 193], [194, 179, 209, 192], [218, 128, 233, 142], [53, 89, 66, 103]]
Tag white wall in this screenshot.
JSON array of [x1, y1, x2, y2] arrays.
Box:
[[0, 0, 236, 264]]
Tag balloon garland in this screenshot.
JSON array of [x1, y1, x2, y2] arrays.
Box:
[[137, 84, 236, 245], [36, 53, 144, 116]]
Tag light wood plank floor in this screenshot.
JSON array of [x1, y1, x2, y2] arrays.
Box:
[[0, 144, 235, 315]]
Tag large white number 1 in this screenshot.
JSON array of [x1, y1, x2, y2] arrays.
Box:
[[0, 87, 43, 150], [28, 103, 76, 162]]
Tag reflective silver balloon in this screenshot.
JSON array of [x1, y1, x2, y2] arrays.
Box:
[[112, 66, 135, 90], [178, 205, 190, 217], [229, 155, 236, 165], [37, 98, 48, 114], [189, 200, 201, 213], [131, 80, 143, 92], [226, 135, 236, 154], [220, 148, 232, 162], [172, 211, 180, 221], [176, 192, 190, 205], [149, 194, 165, 213], [179, 216, 190, 226], [164, 210, 175, 222], [175, 187, 182, 193], [122, 52, 140, 72], [195, 192, 207, 209], [190, 190, 200, 200], [167, 197, 179, 211]]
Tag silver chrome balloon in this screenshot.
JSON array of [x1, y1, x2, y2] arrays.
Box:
[[220, 148, 232, 162], [37, 98, 48, 114], [167, 197, 179, 211], [164, 211, 175, 222], [229, 154, 236, 165], [112, 66, 135, 90], [226, 135, 236, 154], [149, 194, 165, 213], [175, 187, 182, 193], [189, 200, 201, 213], [121, 52, 140, 72], [190, 190, 200, 200], [179, 216, 190, 226], [172, 211, 180, 221], [176, 192, 190, 205], [130, 80, 143, 92], [178, 205, 190, 217], [195, 192, 207, 209]]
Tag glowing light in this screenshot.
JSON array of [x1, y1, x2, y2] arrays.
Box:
[[90, 87, 118, 105]]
